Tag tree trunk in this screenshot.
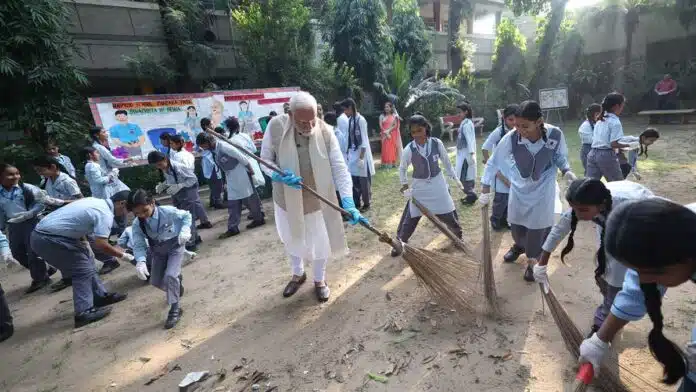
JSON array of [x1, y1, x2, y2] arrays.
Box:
[[448, 0, 464, 74], [158, 0, 194, 92], [623, 10, 639, 68], [528, 0, 568, 99]]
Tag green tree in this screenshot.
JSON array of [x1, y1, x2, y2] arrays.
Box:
[[447, 0, 473, 75], [0, 0, 89, 164], [491, 18, 528, 96], [325, 0, 392, 87], [391, 0, 432, 77]]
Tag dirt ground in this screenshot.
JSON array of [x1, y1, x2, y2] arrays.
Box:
[[2, 119, 696, 392]]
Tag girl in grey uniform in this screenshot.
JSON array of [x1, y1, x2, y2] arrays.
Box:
[[148, 151, 203, 252], [0, 163, 55, 293], [394, 115, 464, 257], [585, 93, 631, 182], [196, 133, 265, 239], [127, 189, 190, 329], [578, 103, 601, 176], [30, 193, 131, 327]]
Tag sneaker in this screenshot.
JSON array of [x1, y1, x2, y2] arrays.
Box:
[[94, 292, 128, 308], [74, 307, 112, 328]]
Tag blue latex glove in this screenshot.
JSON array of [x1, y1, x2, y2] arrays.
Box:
[[341, 197, 368, 225], [271, 169, 303, 189]]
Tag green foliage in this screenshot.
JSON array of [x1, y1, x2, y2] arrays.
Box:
[[391, 0, 432, 77], [123, 46, 178, 83], [675, 0, 696, 27], [0, 0, 90, 168], [305, 60, 364, 107], [491, 18, 527, 98], [505, 0, 549, 15], [325, 0, 392, 87], [232, 0, 313, 87]]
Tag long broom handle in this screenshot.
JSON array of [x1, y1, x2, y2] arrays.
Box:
[[205, 129, 400, 249], [410, 197, 472, 256]]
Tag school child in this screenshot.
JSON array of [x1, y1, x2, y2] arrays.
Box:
[[30, 192, 131, 327], [159, 133, 172, 157], [479, 101, 577, 281], [127, 189, 190, 329], [169, 134, 195, 170], [196, 133, 265, 238], [228, 117, 266, 190], [201, 148, 226, 209], [578, 198, 696, 390], [578, 104, 602, 175], [342, 98, 374, 212], [45, 141, 76, 178], [0, 231, 13, 342], [455, 103, 478, 204], [0, 163, 56, 293], [585, 93, 631, 182], [148, 151, 204, 251], [118, 225, 196, 271], [393, 114, 464, 257], [533, 179, 655, 335], [481, 104, 519, 230], [617, 128, 660, 180]]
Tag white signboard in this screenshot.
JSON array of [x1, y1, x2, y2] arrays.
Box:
[[539, 88, 569, 110]]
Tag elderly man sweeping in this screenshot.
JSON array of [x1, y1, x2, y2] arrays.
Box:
[[260, 92, 367, 302]]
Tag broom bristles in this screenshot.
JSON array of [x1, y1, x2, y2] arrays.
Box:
[[540, 285, 661, 392], [402, 244, 482, 315], [481, 206, 501, 315]]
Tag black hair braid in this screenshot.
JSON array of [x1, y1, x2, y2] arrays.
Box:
[[640, 283, 687, 384], [560, 211, 578, 264]]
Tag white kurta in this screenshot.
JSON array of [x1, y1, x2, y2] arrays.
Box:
[[455, 119, 477, 181], [400, 138, 458, 217], [346, 114, 375, 177]]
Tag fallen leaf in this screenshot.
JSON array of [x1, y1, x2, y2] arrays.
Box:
[[138, 357, 151, 364], [488, 351, 513, 363], [447, 348, 469, 358], [367, 372, 388, 383]]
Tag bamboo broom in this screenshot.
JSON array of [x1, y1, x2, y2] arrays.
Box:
[[205, 130, 483, 314]]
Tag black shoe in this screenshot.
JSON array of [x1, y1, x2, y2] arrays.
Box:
[[94, 292, 128, 308], [47, 266, 58, 277], [98, 261, 121, 275], [218, 229, 240, 239], [503, 246, 524, 263], [179, 275, 184, 297], [49, 278, 72, 293], [246, 220, 265, 230], [25, 278, 51, 294], [247, 215, 254, 220], [523, 265, 535, 282], [164, 306, 183, 329], [283, 273, 307, 298], [185, 244, 198, 252], [196, 222, 213, 230], [0, 325, 14, 343], [587, 324, 600, 339], [359, 205, 371, 213], [74, 306, 112, 328], [315, 284, 330, 302]]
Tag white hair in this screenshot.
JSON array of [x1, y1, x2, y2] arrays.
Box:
[[289, 92, 318, 114]]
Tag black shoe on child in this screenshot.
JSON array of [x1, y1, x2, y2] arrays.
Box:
[[587, 324, 600, 339], [98, 260, 121, 275], [246, 220, 265, 229], [74, 306, 112, 328], [25, 278, 51, 294], [523, 265, 535, 282], [47, 266, 58, 277], [503, 246, 524, 263], [0, 324, 14, 343], [94, 292, 128, 308], [218, 229, 240, 239], [197, 222, 213, 230], [50, 278, 72, 293], [164, 305, 183, 329]]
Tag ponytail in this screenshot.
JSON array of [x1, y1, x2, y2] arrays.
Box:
[[639, 128, 660, 158], [586, 103, 602, 129], [598, 92, 625, 121], [640, 283, 687, 384], [560, 211, 578, 264]]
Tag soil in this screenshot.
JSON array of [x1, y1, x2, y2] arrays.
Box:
[[1, 119, 694, 392]]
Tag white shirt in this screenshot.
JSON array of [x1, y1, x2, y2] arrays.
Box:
[[591, 113, 623, 149], [170, 149, 195, 170]]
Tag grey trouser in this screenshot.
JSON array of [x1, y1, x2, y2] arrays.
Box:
[[228, 192, 264, 231], [8, 218, 48, 282], [459, 161, 476, 199], [510, 224, 551, 260], [149, 237, 183, 305], [396, 202, 462, 243], [209, 170, 225, 207], [172, 185, 201, 246], [490, 192, 509, 228], [593, 277, 622, 329], [61, 236, 119, 280], [586, 148, 623, 182], [352, 175, 372, 207], [30, 232, 107, 314], [580, 143, 592, 175]]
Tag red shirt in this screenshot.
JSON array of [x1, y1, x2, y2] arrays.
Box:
[[656, 79, 677, 93]]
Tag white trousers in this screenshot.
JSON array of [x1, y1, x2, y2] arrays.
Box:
[[289, 254, 327, 282]]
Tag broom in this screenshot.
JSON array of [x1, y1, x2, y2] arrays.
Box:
[[205, 129, 483, 314], [538, 283, 662, 392], [410, 197, 500, 315]]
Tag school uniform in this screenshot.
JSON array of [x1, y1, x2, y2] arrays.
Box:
[[132, 206, 191, 305], [171, 148, 210, 226], [201, 150, 225, 208], [0, 231, 12, 338], [346, 113, 375, 209], [481, 125, 512, 229], [586, 113, 624, 181], [0, 184, 51, 285], [212, 140, 264, 233], [54, 154, 77, 178], [92, 141, 130, 235], [617, 135, 641, 179], [455, 118, 478, 202], [161, 161, 203, 249], [85, 160, 129, 240], [482, 125, 570, 262], [45, 173, 82, 201], [577, 120, 594, 175], [30, 198, 116, 315], [397, 138, 462, 242], [542, 181, 654, 328], [231, 132, 266, 189]]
